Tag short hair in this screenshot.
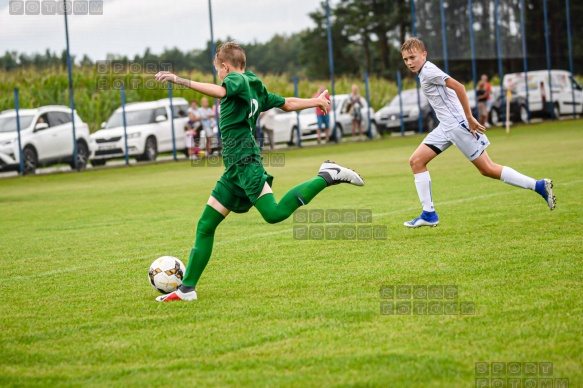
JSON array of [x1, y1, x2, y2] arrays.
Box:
[[214, 42, 246, 70], [401, 38, 426, 53]]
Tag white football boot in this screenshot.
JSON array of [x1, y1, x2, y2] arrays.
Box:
[[156, 287, 198, 302], [318, 160, 364, 186]]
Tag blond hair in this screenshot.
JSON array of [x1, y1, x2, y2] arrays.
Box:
[[214, 42, 246, 70], [401, 38, 426, 53]]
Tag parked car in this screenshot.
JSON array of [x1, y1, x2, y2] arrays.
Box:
[[90, 98, 189, 165], [374, 88, 436, 133], [503, 70, 583, 118], [0, 106, 93, 175], [466, 86, 529, 125], [270, 94, 377, 145]]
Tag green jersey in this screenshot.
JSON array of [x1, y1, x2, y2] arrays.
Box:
[[220, 71, 285, 168]]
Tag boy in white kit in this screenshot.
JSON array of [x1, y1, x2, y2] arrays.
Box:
[[401, 38, 555, 228]]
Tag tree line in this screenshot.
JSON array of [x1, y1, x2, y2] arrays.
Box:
[[1, 0, 581, 82]]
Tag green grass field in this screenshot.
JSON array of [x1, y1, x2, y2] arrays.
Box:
[[1, 120, 581, 387]]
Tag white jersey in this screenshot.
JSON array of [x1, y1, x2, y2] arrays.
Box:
[[418, 61, 467, 131]]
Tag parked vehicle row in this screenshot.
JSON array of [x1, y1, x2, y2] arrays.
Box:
[[90, 98, 190, 166], [265, 94, 378, 145], [2, 70, 580, 175]]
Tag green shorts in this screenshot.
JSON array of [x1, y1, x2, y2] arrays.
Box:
[[211, 155, 273, 213]]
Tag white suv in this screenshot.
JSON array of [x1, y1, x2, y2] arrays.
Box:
[[90, 98, 189, 165], [0, 106, 92, 175]]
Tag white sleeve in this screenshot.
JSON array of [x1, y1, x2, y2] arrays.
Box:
[[425, 66, 450, 86]]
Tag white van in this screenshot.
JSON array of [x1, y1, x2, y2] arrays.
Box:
[[503, 70, 583, 118], [90, 98, 189, 165]]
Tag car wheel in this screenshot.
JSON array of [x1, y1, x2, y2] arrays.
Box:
[[552, 103, 560, 120], [331, 124, 343, 142], [22, 146, 38, 175], [140, 136, 157, 161], [519, 105, 529, 123], [90, 159, 106, 167], [368, 121, 379, 138], [70, 141, 89, 170], [289, 126, 300, 146], [490, 108, 501, 126], [422, 114, 434, 133]]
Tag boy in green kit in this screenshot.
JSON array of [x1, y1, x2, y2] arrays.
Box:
[[155, 42, 364, 302]]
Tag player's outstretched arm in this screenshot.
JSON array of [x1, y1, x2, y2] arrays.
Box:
[[280, 89, 331, 113], [155, 71, 226, 99], [445, 78, 485, 135]]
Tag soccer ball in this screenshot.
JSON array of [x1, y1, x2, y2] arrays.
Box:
[[148, 256, 185, 294]]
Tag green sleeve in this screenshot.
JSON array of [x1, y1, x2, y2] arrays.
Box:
[[222, 73, 246, 97], [263, 92, 285, 111]]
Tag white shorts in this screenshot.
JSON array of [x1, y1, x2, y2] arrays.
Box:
[[203, 126, 215, 138], [422, 123, 490, 161]]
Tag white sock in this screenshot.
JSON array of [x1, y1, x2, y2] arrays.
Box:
[[414, 171, 435, 212], [500, 166, 536, 190]]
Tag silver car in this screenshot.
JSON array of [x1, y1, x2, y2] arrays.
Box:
[[374, 89, 437, 134]]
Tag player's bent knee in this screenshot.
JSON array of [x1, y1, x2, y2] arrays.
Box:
[[197, 218, 217, 236], [409, 155, 425, 171], [477, 165, 497, 179], [260, 212, 285, 224]]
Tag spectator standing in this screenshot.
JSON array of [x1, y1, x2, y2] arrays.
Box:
[[476, 80, 489, 126], [481, 74, 492, 128], [259, 108, 276, 150], [199, 97, 216, 155], [312, 85, 330, 144], [347, 84, 364, 139]]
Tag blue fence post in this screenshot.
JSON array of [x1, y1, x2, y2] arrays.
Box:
[[410, 0, 423, 133], [468, 0, 478, 101], [364, 72, 372, 138], [520, 0, 530, 122], [13, 88, 24, 175], [397, 71, 405, 136], [208, 0, 221, 153], [293, 75, 302, 147], [325, 0, 338, 143], [440, 0, 449, 74], [566, 0, 576, 118], [543, 0, 555, 119], [167, 83, 177, 161], [121, 84, 129, 166], [495, 0, 505, 122], [63, 0, 78, 170]]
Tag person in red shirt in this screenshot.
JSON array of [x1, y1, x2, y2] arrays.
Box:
[[481, 74, 492, 127], [313, 85, 331, 144]]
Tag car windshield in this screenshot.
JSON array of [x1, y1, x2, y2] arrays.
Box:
[[0, 115, 35, 132], [106, 109, 153, 128], [388, 91, 420, 107]]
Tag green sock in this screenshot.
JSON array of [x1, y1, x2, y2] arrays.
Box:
[[182, 205, 225, 287], [255, 177, 327, 224]]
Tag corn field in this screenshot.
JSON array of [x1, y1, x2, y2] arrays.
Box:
[[0, 66, 409, 133]]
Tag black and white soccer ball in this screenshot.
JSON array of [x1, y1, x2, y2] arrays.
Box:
[[148, 256, 185, 294]]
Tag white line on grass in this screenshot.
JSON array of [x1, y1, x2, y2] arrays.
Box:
[[1, 257, 140, 282]]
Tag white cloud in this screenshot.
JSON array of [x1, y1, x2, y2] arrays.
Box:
[[0, 0, 326, 60]]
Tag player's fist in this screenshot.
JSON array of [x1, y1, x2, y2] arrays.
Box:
[[155, 71, 177, 83], [317, 89, 331, 114]]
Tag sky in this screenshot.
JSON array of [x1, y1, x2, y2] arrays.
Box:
[[0, 0, 328, 61]]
